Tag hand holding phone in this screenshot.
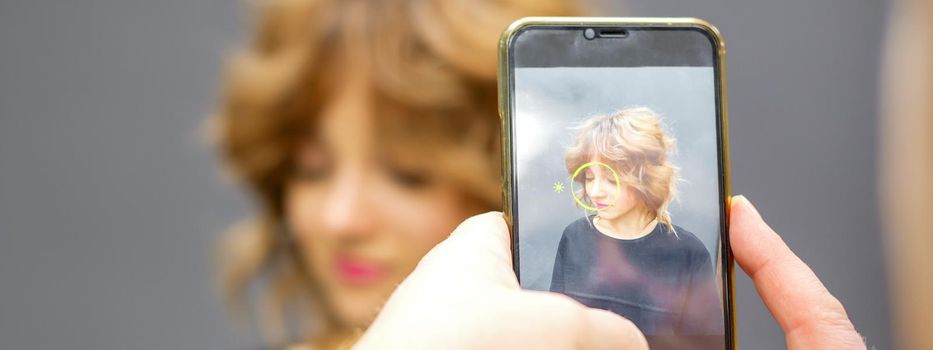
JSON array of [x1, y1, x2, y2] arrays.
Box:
[[356, 212, 649, 350], [356, 200, 864, 350]]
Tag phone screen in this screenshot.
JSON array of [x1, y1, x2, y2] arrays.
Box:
[[503, 21, 732, 349]]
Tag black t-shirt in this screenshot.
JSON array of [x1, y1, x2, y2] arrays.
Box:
[[549, 216, 724, 335]]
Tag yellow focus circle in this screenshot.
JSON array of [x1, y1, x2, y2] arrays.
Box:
[[570, 161, 622, 211]]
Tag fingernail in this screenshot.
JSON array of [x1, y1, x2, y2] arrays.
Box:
[[733, 194, 762, 220]]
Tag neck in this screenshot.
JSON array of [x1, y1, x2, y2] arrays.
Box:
[[598, 208, 656, 239], [314, 327, 363, 350]]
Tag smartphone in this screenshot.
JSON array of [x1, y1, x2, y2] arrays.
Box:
[[498, 17, 734, 349]]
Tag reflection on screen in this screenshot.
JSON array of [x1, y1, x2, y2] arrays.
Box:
[[514, 66, 725, 347]]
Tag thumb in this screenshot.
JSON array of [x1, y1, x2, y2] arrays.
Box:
[[415, 212, 519, 288], [577, 308, 649, 350]]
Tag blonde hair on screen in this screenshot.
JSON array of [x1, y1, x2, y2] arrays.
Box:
[[565, 107, 680, 232]]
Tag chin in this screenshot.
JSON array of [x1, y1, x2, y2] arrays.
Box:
[[597, 211, 621, 220], [331, 295, 385, 328]]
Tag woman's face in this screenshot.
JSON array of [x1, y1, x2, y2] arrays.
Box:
[[284, 70, 479, 329], [583, 160, 641, 221]]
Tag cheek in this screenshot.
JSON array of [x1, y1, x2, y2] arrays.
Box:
[[618, 187, 641, 208], [283, 183, 329, 262], [380, 185, 470, 256]]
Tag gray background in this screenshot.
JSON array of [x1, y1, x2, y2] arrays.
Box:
[[514, 67, 721, 290], [0, 0, 891, 349]]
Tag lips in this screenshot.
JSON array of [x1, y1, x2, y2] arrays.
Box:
[[334, 256, 388, 287], [595, 202, 610, 209]]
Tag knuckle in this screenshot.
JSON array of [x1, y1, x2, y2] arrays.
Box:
[[811, 295, 855, 329]]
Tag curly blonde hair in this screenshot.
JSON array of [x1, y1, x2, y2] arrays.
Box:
[[565, 107, 680, 232], [211, 0, 582, 344]]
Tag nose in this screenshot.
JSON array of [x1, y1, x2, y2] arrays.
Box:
[[590, 178, 607, 198], [321, 166, 375, 239]]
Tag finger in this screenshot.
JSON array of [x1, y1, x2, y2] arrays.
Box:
[[577, 308, 648, 350], [730, 195, 864, 349], [517, 291, 648, 350], [416, 212, 518, 288]]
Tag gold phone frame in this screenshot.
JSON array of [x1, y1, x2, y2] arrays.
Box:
[[497, 17, 735, 348]]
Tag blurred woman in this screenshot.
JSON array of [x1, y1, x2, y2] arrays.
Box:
[[212, 0, 580, 348], [549, 107, 723, 335]]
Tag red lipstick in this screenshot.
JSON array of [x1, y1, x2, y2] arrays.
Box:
[[334, 257, 387, 286]]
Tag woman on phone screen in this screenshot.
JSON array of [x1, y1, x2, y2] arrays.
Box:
[[549, 107, 724, 336]]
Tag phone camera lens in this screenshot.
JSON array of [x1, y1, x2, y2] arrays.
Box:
[[583, 28, 596, 40]]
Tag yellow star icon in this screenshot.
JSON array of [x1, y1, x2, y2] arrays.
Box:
[[553, 181, 565, 193]]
